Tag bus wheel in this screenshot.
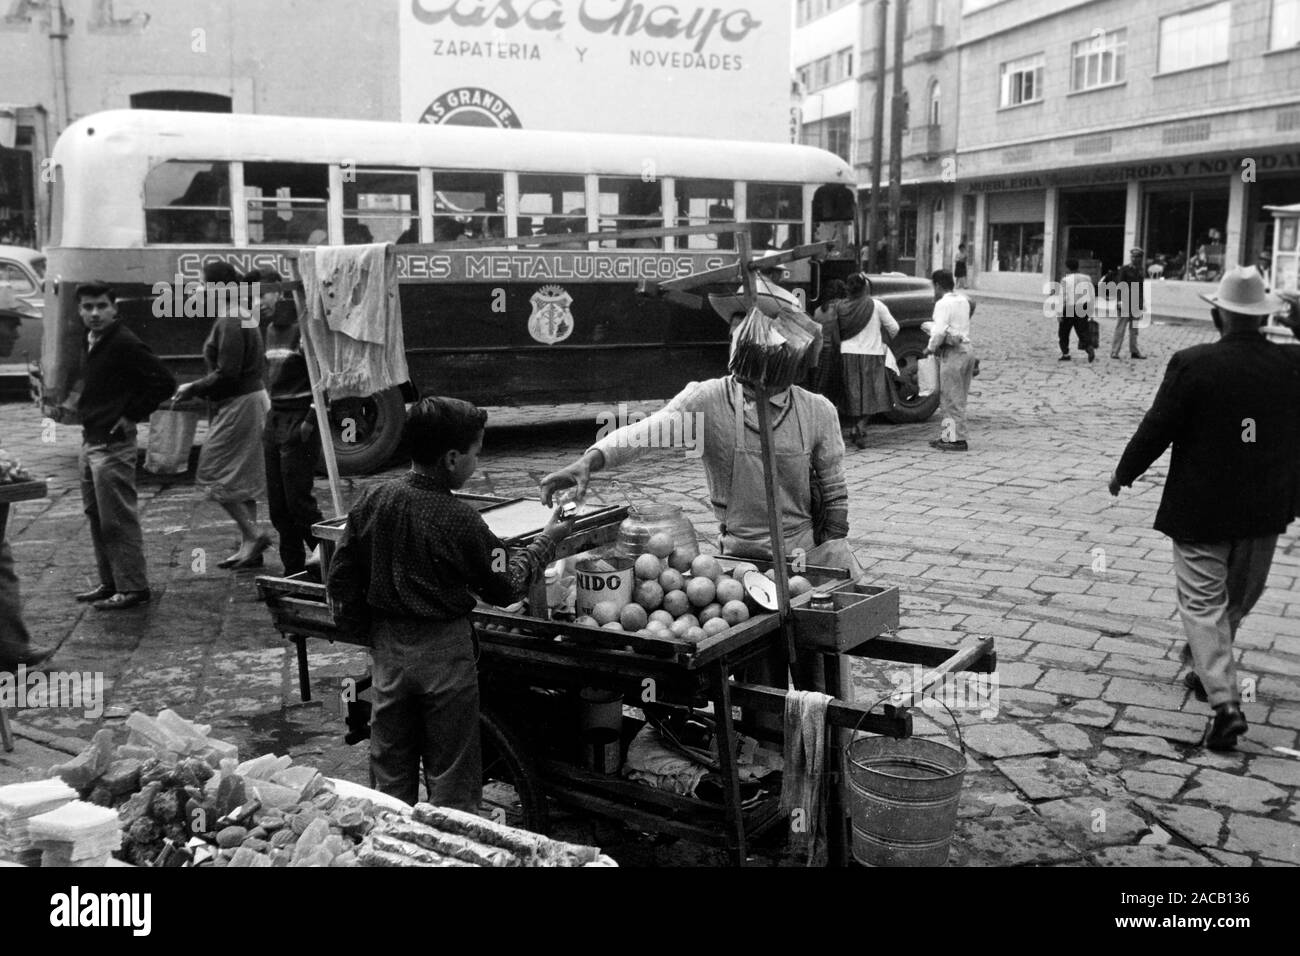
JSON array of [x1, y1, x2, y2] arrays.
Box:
[[326, 386, 406, 475], [883, 331, 941, 424]]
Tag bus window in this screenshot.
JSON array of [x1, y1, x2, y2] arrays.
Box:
[[813, 184, 857, 258], [245, 162, 329, 246], [748, 182, 804, 250], [344, 169, 419, 245], [144, 161, 232, 244], [432, 171, 504, 243], [675, 179, 735, 250], [599, 177, 662, 249], [520, 174, 586, 243]]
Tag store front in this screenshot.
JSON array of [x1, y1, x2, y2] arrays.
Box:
[[984, 190, 1044, 277], [1059, 187, 1125, 282], [1245, 173, 1300, 273], [1141, 179, 1230, 283]]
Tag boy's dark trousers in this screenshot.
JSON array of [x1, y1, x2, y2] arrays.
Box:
[[1058, 314, 1089, 353], [368, 616, 482, 810], [263, 409, 324, 576]]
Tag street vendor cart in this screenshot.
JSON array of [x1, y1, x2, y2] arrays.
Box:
[[255, 226, 996, 866], [259, 499, 993, 867]]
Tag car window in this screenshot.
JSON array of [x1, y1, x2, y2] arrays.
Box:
[[0, 264, 35, 294], [30, 257, 45, 281]]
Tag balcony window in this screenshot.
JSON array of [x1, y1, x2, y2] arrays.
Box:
[[1158, 2, 1229, 73], [1000, 53, 1044, 108], [1272, 0, 1300, 49], [1071, 29, 1126, 91]]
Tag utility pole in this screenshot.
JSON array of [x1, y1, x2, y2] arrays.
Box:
[[867, 0, 887, 270], [887, 0, 906, 273]]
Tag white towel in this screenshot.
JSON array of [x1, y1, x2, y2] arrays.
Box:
[[780, 689, 832, 866], [300, 244, 410, 398]]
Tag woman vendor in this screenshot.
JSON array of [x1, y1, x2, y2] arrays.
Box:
[[540, 295, 860, 691]]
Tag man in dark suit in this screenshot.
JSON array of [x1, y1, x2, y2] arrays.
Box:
[[1109, 268, 1300, 750]]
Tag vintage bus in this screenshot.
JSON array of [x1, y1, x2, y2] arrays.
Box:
[[42, 110, 937, 473]]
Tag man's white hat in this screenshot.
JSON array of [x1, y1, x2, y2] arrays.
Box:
[[1198, 266, 1285, 316]]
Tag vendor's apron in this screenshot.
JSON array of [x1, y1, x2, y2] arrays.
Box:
[[719, 381, 817, 561], [719, 384, 845, 699]]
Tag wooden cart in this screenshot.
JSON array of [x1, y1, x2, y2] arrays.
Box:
[[257, 496, 994, 866]]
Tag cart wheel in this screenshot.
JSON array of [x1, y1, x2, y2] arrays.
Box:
[[480, 707, 549, 835]]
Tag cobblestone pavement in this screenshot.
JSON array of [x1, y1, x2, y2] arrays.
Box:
[[2, 299, 1298, 866]]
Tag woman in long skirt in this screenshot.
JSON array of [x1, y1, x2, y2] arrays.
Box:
[[173, 262, 272, 569], [835, 272, 899, 449]]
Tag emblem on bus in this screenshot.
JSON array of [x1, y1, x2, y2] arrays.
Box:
[[528, 285, 574, 345]]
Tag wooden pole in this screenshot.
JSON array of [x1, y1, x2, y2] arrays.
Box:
[[735, 230, 799, 679], [285, 253, 345, 517]]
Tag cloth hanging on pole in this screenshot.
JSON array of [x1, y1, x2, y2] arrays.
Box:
[[299, 243, 409, 398]]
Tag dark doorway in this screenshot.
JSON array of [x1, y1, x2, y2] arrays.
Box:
[[130, 91, 233, 112], [1059, 188, 1126, 280]]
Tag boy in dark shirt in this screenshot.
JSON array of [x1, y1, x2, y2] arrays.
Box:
[[329, 397, 573, 808], [253, 267, 324, 577]]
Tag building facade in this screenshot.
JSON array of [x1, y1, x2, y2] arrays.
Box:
[[794, 0, 963, 278], [0, 0, 794, 248], [794, 0, 1300, 313], [958, 0, 1300, 312]]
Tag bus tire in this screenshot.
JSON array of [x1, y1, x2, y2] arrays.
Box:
[[883, 330, 941, 424], [327, 386, 406, 476]]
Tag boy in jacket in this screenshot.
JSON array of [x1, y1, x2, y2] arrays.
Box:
[[73, 281, 176, 610]]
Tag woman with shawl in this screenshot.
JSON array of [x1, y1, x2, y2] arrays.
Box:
[[835, 272, 899, 449]]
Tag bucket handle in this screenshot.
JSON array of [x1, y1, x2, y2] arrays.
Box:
[[845, 689, 966, 756]]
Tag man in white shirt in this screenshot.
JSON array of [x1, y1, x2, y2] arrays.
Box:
[[1058, 258, 1096, 362], [924, 269, 975, 451]]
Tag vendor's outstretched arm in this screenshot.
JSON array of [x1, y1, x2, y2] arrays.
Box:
[[540, 381, 709, 505]]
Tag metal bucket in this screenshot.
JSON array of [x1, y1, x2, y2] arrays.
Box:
[[845, 701, 966, 867]]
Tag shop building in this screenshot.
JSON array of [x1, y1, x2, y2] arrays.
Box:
[[793, 0, 1300, 314], [954, 0, 1300, 313], [794, 0, 964, 277]]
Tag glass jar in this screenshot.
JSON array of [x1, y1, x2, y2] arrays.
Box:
[[614, 503, 699, 563]]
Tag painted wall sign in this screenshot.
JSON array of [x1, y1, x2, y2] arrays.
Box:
[[418, 86, 524, 127], [966, 151, 1300, 193], [399, 0, 790, 139]]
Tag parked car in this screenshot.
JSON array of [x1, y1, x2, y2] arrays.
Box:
[[0, 246, 44, 399]]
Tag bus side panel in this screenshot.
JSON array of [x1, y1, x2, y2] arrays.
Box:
[[395, 282, 731, 405]]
